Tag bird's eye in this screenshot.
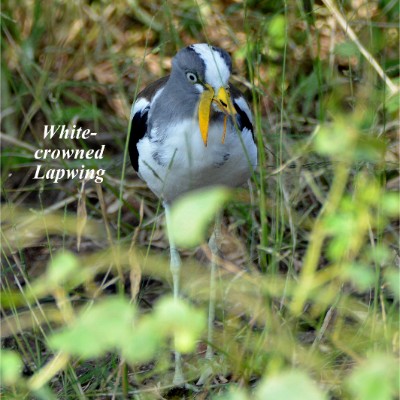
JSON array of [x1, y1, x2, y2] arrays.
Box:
[[186, 72, 198, 83]]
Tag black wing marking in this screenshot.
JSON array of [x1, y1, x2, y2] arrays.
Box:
[[129, 105, 149, 172], [129, 76, 170, 173], [229, 84, 254, 140], [234, 99, 255, 144], [234, 101, 253, 135]]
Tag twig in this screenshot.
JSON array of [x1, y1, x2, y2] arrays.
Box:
[[0, 131, 37, 152], [28, 352, 70, 391], [312, 285, 343, 348]]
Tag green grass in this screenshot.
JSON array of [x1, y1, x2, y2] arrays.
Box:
[[1, 0, 399, 399]]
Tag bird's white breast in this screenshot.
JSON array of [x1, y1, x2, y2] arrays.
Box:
[[137, 118, 257, 202]]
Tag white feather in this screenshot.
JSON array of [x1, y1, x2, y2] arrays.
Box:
[[191, 44, 230, 90], [137, 117, 257, 202], [131, 98, 149, 119], [131, 87, 165, 119]]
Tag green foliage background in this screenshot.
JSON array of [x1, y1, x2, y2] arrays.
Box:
[[1, 0, 399, 399]]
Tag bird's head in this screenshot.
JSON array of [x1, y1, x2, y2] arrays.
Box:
[[171, 43, 237, 146]]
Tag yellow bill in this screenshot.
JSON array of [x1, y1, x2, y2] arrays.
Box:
[[198, 85, 237, 146], [214, 87, 237, 116], [198, 86, 214, 146]]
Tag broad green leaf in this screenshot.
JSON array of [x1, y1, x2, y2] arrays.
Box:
[[0, 350, 22, 386], [170, 186, 230, 247], [49, 295, 205, 364], [346, 354, 398, 400], [123, 318, 162, 363], [256, 370, 327, 400], [154, 297, 206, 353], [124, 297, 205, 363], [49, 297, 135, 358]]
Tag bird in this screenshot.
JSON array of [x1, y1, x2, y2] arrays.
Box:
[[128, 43, 257, 385]]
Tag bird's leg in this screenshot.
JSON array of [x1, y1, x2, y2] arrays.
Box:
[[197, 212, 222, 385], [164, 203, 185, 386], [206, 212, 221, 359]]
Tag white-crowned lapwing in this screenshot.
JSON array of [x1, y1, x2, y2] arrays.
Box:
[[129, 43, 257, 385]]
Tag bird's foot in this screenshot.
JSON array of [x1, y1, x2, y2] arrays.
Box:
[[171, 366, 200, 392], [196, 365, 214, 386], [172, 361, 185, 386], [196, 352, 217, 386]]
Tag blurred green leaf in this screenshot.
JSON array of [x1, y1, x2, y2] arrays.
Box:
[[370, 27, 386, 53], [342, 263, 375, 291], [268, 15, 287, 49], [315, 118, 385, 162], [325, 207, 358, 236], [288, 71, 319, 116], [49, 297, 135, 358], [47, 251, 79, 286], [154, 296, 206, 353], [0, 350, 22, 386], [325, 203, 360, 260], [346, 354, 398, 400], [367, 244, 391, 265], [384, 269, 400, 300], [314, 121, 356, 158], [384, 92, 400, 114], [215, 387, 249, 400], [355, 176, 381, 205], [170, 186, 230, 247], [381, 192, 400, 217], [1, 149, 33, 169], [55, 106, 102, 124], [124, 297, 205, 363], [256, 370, 326, 400], [0, 289, 25, 309], [334, 41, 361, 57], [123, 318, 162, 363], [49, 295, 204, 364], [353, 137, 386, 162]]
